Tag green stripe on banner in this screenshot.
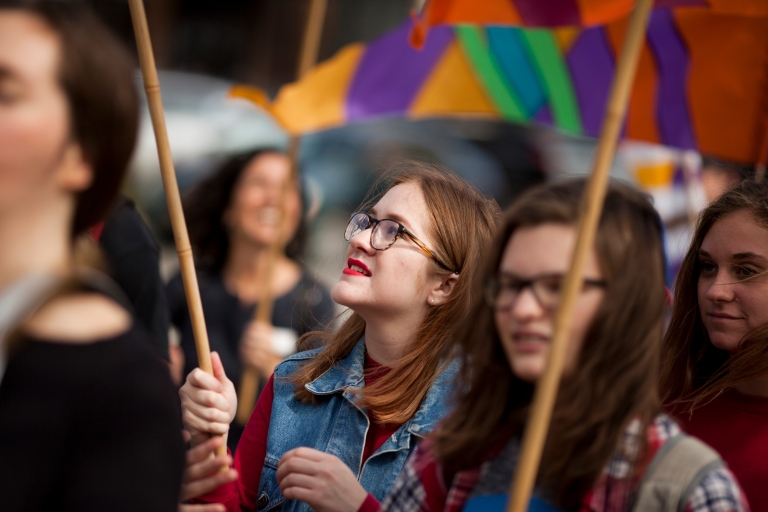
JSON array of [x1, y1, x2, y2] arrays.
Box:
[[454, 25, 527, 122], [520, 29, 582, 134]]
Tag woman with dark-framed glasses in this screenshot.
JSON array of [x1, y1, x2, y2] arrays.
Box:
[[381, 178, 747, 512], [177, 162, 501, 512]]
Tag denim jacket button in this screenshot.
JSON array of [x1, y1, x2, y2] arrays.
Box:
[[256, 491, 269, 509]]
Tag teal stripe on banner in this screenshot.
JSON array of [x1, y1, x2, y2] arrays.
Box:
[[454, 25, 527, 122], [520, 29, 583, 134], [487, 27, 546, 117]]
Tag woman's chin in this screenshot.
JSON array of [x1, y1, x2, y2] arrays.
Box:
[[330, 282, 358, 309]]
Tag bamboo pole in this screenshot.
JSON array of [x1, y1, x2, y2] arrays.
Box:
[[236, 138, 302, 425], [235, 0, 327, 426], [297, 0, 329, 79], [505, 1, 653, 510], [128, 0, 225, 457]]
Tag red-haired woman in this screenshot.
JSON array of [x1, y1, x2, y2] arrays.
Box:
[[382, 179, 747, 512], [178, 163, 500, 511], [0, 2, 184, 510], [661, 180, 768, 511]]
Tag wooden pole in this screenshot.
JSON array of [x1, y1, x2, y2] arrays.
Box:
[[297, 0, 329, 79], [505, 1, 653, 510], [235, 138, 302, 425], [235, 0, 327, 425], [128, 0, 225, 457]]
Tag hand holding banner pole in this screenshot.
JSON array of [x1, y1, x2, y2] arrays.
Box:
[[127, 0, 226, 457], [505, 0, 653, 510]]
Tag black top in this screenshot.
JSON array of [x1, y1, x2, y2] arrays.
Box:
[[167, 270, 335, 452], [99, 197, 171, 361], [0, 326, 185, 512]]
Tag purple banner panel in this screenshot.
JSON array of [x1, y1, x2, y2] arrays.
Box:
[[346, 22, 452, 122], [566, 27, 615, 138], [514, 0, 581, 26], [647, 9, 696, 150], [655, 0, 707, 7], [533, 104, 553, 125]]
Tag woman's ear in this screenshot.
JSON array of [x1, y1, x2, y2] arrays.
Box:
[[427, 272, 459, 306], [56, 142, 93, 192]]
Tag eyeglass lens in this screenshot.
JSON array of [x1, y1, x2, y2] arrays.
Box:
[[488, 276, 562, 310], [344, 213, 401, 251]]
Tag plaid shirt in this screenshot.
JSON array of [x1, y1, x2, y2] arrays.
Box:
[[380, 415, 749, 512]]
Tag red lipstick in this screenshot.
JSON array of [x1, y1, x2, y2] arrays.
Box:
[[343, 258, 371, 277]]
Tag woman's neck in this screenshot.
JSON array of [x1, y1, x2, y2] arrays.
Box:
[[0, 201, 72, 292], [222, 235, 300, 303], [362, 310, 424, 367], [735, 374, 768, 398]]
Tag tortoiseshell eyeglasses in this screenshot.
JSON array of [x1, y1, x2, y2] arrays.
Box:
[[344, 212, 456, 273]]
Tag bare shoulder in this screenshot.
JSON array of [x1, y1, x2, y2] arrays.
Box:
[[22, 293, 132, 344]]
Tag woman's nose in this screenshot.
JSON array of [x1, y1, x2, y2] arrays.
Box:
[[704, 271, 736, 303], [509, 287, 545, 321], [349, 228, 375, 254]]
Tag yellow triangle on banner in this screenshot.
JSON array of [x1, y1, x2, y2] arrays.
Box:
[[410, 40, 498, 119], [271, 43, 365, 134]]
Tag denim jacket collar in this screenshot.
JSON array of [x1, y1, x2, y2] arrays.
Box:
[[304, 336, 458, 439], [304, 337, 368, 395]]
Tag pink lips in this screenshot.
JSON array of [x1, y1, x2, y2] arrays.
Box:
[[707, 311, 742, 321], [343, 258, 371, 277], [510, 330, 549, 353]]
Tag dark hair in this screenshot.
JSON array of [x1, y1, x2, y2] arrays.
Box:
[[661, 179, 768, 411], [434, 179, 667, 509], [292, 161, 501, 424], [184, 149, 307, 273], [1, 1, 140, 235]]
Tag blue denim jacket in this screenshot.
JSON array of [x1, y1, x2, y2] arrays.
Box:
[[255, 337, 458, 512]]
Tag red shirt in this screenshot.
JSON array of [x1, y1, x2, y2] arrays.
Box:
[[195, 354, 399, 511], [674, 389, 768, 512]]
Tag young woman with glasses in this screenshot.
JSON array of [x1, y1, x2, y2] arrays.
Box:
[[381, 179, 747, 511], [178, 162, 500, 512], [661, 180, 768, 510]]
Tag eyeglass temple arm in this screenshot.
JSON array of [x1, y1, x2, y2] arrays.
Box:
[[402, 231, 456, 274]]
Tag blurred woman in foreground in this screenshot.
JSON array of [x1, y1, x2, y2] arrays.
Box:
[[168, 149, 334, 452], [179, 163, 500, 511], [383, 179, 747, 511], [0, 2, 184, 510], [662, 180, 768, 510]]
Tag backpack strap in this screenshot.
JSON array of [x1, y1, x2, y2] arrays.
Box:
[[631, 434, 724, 512]]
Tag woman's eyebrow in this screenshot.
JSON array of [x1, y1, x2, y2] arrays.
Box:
[[384, 212, 411, 226], [732, 252, 767, 262], [371, 209, 412, 228], [0, 65, 15, 81]]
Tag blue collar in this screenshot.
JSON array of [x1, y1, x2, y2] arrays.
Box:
[[304, 337, 459, 438]]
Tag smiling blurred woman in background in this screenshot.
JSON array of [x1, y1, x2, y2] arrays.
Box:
[[168, 149, 335, 452]]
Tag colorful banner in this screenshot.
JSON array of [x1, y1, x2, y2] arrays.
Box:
[[260, 8, 768, 164]]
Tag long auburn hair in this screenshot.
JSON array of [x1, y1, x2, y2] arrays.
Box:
[[434, 179, 667, 510], [292, 161, 501, 424], [660, 179, 768, 412], [183, 149, 307, 273]]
